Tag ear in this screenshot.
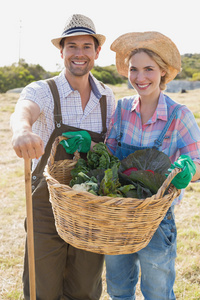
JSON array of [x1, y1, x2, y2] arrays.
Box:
[[60, 48, 63, 59], [95, 46, 101, 60], [161, 70, 166, 77]]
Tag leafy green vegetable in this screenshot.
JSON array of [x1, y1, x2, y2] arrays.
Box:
[[70, 145, 170, 199], [119, 148, 171, 175], [70, 158, 89, 178], [70, 172, 97, 187], [99, 165, 121, 197], [128, 170, 166, 194], [118, 184, 137, 198], [87, 142, 120, 170], [118, 149, 171, 199]]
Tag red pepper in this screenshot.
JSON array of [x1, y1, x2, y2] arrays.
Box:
[[122, 167, 138, 176]]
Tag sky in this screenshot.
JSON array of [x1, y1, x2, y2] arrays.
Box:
[[1, 0, 200, 72]]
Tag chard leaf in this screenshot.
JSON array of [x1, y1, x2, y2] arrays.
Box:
[[118, 184, 137, 198], [99, 165, 121, 196], [119, 148, 171, 175], [128, 170, 166, 194], [137, 184, 153, 199]]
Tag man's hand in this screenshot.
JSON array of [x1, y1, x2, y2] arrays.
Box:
[[10, 99, 44, 159], [11, 129, 44, 159]]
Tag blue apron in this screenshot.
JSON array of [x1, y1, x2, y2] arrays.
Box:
[[115, 99, 181, 160]]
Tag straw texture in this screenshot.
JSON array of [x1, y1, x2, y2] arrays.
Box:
[[110, 31, 181, 82], [44, 136, 181, 255]]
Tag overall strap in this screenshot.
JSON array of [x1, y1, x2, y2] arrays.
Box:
[[153, 104, 182, 149], [46, 78, 62, 128], [99, 95, 107, 135], [32, 79, 63, 176], [116, 99, 122, 142]]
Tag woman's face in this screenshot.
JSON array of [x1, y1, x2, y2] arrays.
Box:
[[128, 51, 166, 100]]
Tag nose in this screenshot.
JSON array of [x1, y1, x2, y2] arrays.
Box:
[[136, 71, 145, 82], [74, 47, 84, 56]]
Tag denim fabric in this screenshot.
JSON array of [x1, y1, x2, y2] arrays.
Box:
[[105, 207, 177, 300]]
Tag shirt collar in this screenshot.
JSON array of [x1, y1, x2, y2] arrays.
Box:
[[57, 70, 105, 99], [131, 92, 168, 123]]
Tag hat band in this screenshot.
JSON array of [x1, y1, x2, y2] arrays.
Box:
[[62, 26, 96, 37]]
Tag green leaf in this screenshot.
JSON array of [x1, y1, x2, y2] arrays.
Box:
[[119, 148, 171, 175]]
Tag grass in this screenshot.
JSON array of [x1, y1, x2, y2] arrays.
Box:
[[0, 87, 200, 299]]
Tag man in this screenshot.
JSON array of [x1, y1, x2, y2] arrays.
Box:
[[11, 14, 115, 300]]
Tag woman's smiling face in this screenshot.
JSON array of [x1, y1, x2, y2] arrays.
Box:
[[128, 51, 166, 100]]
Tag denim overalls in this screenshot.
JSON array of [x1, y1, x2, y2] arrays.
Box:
[[115, 99, 181, 160], [105, 99, 181, 300]]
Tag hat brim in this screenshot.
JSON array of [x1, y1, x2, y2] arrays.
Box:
[[51, 32, 106, 49], [111, 32, 181, 83]]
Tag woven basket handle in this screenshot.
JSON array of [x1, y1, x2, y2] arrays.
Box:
[[47, 136, 80, 168], [155, 167, 182, 199]]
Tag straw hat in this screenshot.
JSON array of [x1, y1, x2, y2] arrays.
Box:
[[51, 14, 106, 49], [110, 31, 181, 83]]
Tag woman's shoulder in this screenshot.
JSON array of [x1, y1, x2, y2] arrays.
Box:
[[119, 95, 138, 108], [163, 93, 194, 119]]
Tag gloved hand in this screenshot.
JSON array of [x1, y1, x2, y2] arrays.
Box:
[[166, 155, 196, 189], [60, 131, 91, 154]]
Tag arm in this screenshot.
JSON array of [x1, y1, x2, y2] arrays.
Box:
[[10, 100, 44, 159], [191, 161, 200, 182]]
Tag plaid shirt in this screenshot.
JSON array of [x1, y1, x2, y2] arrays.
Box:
[[106, 92, 200, 204], [19, 70, 115, 170], [106, 92, 200, 164]]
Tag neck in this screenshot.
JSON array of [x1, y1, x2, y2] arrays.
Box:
[[64, 71, 92, 111], [139, 91, 161, 125]]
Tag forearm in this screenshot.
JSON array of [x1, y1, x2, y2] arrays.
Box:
[[191, 162, 200, 182], [10, 101, 38, 133]]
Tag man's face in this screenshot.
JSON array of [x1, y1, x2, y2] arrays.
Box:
[[60, 35, 101, 78]]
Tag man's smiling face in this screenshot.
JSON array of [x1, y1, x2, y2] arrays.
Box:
[[60, 35, 101, 77]]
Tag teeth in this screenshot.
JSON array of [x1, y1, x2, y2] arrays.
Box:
[[138, 84, 149, 88], [73, 61, 85, 65]]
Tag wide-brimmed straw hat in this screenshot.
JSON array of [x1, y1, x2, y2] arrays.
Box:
[[110, 31, 181, 83], [51, 14, 106, 49]]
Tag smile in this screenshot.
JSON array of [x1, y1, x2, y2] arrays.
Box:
[[72, 61, 86, 65], [137, 83, 151, 89]]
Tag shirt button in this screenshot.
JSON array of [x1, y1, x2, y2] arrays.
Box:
[[32, 185, 35, 191], [32, 175, 37, 180]]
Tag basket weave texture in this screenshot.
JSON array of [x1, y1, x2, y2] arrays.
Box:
[[44, 136, 181, 255]]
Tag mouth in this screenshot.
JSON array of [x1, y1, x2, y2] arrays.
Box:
[[136, 83, 151, 90], [72, 61, 87, 66]]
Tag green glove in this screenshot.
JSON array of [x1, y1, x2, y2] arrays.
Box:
[[167, 155, 196, 189], [60, 131, 91, 154]]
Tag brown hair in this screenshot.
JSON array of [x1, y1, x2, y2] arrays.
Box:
[[127, 48, 169, 90], [59, 36, 99, 51]]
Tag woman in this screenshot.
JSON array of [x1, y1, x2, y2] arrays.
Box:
[[105, 31, 200, 300]]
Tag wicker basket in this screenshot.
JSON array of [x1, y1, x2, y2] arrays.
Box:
[[44, 136, 181, 255]]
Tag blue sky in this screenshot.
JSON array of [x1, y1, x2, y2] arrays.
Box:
[[1, 0, 199, 71]]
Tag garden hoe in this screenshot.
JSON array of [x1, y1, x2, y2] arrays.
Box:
[[24, 158, 36, 300]]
